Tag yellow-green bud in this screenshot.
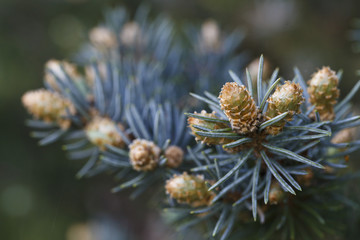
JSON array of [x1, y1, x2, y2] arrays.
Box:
[[85, 116, 126, 150], [165, 172, 215, 207], [308, 67, 339, 121], [219, 82, 259, 134], [265, 81, 304, 135], [22, 89, 76, 129]]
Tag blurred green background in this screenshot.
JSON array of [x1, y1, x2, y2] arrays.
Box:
[[1, 0, 360, 239]]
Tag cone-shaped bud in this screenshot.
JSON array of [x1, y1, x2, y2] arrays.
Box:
[[188, 110, 232, 145], [200, 20, 221, 52], [45, 60, 81, 92], [308, 67, 339, 121], [89, 27, 117, 50], [165, 145, 184, 168], [265, 81, 304, 135], [129, 139, 161, 171], [120, 22, 142, 47], [219, 82, 259, 134], [85, 116, 126, 150], [269, 183, 285, 205], [165, 172, 215, 207], [22, 89, 76, 129]]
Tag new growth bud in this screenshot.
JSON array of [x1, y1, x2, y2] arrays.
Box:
[[269, 183, 285, 205], [22, 89, 76, 129], [219, 82, 259, 134], [265, 81, 304, 135], [200, 20, 221, 52], [89, 26, 117, 50], [247, 57, 272, 83], [165, 172, 215, 207], [164, 145, 184, 168], [85, 116, 126, 150], [120, 22, 142, 47], [308, 67, 339, 121], [129, 139, 161, 171]]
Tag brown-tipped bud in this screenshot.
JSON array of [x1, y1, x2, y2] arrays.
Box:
[[129, 139, 161, 171], [89, 27, 117, 50], [45, 60, 81, 91], [265, 81, 304, 135], [85, 117, 126, 150], [164, 145, 184, 168], [219, 82, 259, 134], [22, 89, 76, 129], [247, 57, 272, 83], [308, 67, 339, 121], [200, 20, 221, 52], [269, 183, 285, 205], [296, 168, 313, 187], [165, 172, 215, 207], [120, 22, 142, 47], [188, 110, 232, 145]]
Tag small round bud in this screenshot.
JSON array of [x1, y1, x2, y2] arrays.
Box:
[[165, 172, 214, 207], [296, 168, 314, 187], [265, 81, 304, 135], [219, 82, 259, 134], [247, 57, 272, 83], [85, 116, 125, 150], [129, 139, 161, 171], [308, 67, 339, 121], [200, 20, 221, 52], [22, 89, 76, 129], [269, 183, 285, 205], [188, 110, 232, 145], [165, 145, 184, 168], [120, 22, 142, 47], [89, 27, 117, 50]]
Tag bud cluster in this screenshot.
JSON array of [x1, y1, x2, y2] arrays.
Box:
[[165, 172, 215, 207], [308, 67, 340, 121], [22, 89, 76, 129]]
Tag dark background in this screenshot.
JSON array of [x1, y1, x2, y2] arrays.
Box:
[[1, 0, 360, 239]]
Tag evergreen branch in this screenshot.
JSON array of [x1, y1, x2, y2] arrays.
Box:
[[262, 143, 324, 169], [252, 159, 261, 220], [222, 138, 252, 148], [260, 150, 296, 194], [208, 150, 252, 191]]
